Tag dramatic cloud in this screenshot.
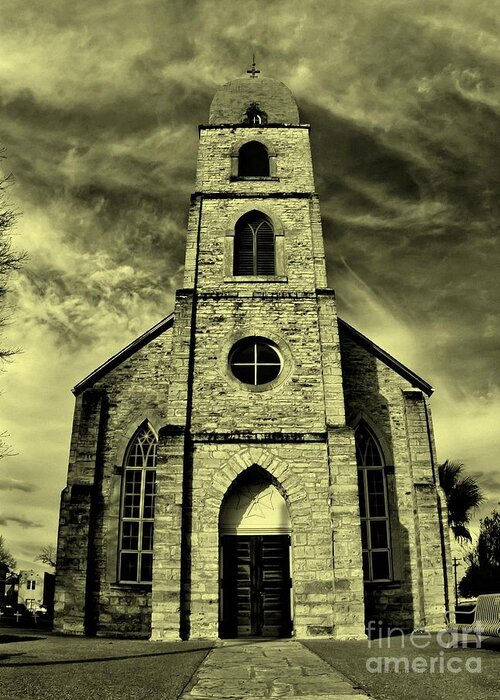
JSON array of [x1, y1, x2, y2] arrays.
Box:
[[0, 514, 42, 529], [0, 478, 37, 493], [0, 0, 498, 568]]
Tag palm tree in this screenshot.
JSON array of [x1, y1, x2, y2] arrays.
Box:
[[438, 460, 484, 541]]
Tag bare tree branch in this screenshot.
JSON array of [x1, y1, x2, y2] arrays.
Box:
[[35, 544, 56, 569], [0, 150, 26, 457]]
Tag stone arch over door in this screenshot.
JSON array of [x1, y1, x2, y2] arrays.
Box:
[[218, 463, 294, 638], [216, 447, 307, 513], [219, 465, 292, 536], [189, 445, 312, 638]]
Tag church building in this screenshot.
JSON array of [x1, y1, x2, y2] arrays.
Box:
[[54, 71, 452, 640]]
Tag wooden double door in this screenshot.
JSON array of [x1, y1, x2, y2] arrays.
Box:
[[220, 535, 292, 638]]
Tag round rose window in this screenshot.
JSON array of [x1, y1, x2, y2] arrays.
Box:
[[229, 337, 282, 385]]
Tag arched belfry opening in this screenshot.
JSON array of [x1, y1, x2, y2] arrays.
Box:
[[244, 102, 268, 125], [219, 465, 292, 638], [238, 140, 270, 176]]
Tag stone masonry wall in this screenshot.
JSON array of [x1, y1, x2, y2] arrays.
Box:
[[327, 426, 366, 638], [319, 291, 365, 638], [54, 389, 105, 635], [151, 291, 195, 641], [172, 115, 367, 639], [196, 127, 314, 193], [187, 442, 335, 639], [95, 330, 174, 637], [55, 327, 174, 637], [190, 294, 330, 434], [188, 197, 322, 294], [403, 391, 451, 627], [339, 329, 449, 629]]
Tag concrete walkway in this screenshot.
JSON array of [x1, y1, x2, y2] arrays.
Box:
[[180, 639, 369, 699]]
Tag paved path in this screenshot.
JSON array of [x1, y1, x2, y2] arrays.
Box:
[[180, 639, 369, 699]]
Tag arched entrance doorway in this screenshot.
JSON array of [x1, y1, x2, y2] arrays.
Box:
[[219, 466, 292, 638]]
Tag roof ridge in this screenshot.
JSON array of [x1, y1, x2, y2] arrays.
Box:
[[73, 313, 175, 395], [338, 317, 433, 395]]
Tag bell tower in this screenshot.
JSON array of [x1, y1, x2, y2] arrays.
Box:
[[150, 71, 367, 640]]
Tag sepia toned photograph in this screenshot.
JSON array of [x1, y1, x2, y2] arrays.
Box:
[[0, 1, 499, 698]]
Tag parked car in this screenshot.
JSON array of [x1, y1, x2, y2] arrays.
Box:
[[33, 604, 47, 616], [0, 603, 30, 618]]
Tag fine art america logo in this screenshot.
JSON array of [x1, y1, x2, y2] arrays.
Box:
[[366, 621, 482, 674]]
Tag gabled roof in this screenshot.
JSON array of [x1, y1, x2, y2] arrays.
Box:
[[338, 318, 433, 396], [73, 311, 432, 398], [73, 313, 174, 396]]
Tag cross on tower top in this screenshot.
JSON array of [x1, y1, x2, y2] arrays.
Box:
[[247, 54, 260, 78]]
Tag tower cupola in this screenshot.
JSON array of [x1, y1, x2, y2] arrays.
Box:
[[208, 75, 300, 125]]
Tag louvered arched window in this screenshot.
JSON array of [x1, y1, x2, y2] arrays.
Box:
[[233, 212, 275, 276], [355, 422, 392, 582], [238, 141, 270, 177], [118, 424, 157, 583]]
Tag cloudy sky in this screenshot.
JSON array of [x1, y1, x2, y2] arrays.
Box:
[[0, 0, 499, 573]]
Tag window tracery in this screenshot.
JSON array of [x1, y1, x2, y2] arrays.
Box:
[[118, 424, 157, 584], [355, 422, 392, 582]]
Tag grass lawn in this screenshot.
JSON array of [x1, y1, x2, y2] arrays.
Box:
[[303, 633, 500, 700], [0, 628, 212, 700]]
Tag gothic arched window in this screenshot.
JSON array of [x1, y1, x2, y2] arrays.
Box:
[[238, 141, 270, 177], [355, 422, 392, 582], [233, 212, 275, 276], [118, 424, 157, 584]]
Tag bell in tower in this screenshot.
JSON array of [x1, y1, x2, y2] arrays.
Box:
[[244, 102, 268, 125]]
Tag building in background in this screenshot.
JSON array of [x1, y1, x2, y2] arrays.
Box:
[[54, 71, 452, 640], [17, 570, 44, 611]]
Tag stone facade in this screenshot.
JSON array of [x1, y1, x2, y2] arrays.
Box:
[[54, 74, 451, 640], [339, 325, 453, 628]]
